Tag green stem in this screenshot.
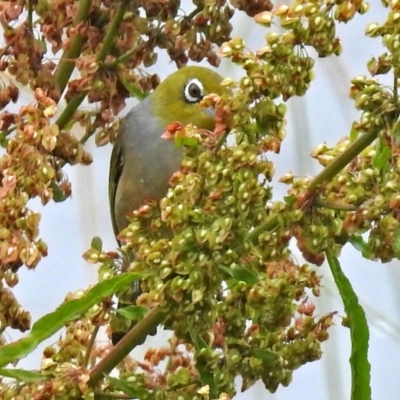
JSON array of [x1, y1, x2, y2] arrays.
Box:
[[88, 306, 166, 386], [56, 93, 86, 130], [83, 325, 99, 369], [94, 390, 129, 399], [247, 214, 279, 244], [56, 1, 129, 130], [27, 0, 33, 32], [80, 124, 97, 145], [247, 129, 378, 242], [94, 390, 128, 400], [0, 125, 17, 138], [307, 129, 378, 194], [104, 48, 136, 69], [53, 0, 92, 94], [325, 249, 371, 400], [185, 5, 204, 20], [96, 1, 128, 62], [314, 199, 357, 211]]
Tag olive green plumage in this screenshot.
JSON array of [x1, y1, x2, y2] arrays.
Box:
[[108, 66, 224, 344]]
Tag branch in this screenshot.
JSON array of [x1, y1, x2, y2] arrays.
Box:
[[55, 0, 129, 130], [56, 93, 86, 130], [83, 325, 99, 368], [307, 129, 378, 194], [104, 48, 136, 69], [88, 306, 166, 386], [53, 0, 92, 94], [27, 0, 33, 32], [96, 1, 128, 62], [247, 129, 379, 242], [185, 5, 204, 20]]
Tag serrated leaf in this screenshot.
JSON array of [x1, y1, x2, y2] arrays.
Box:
[[326, 250, 371, 400], [0, 273, 142, 367], [0, 368, 47, 382], [349, 235, 372, 258], [116, 305, 148, 320], [91, 236, 103, 251], [107, 375, 149, 398]]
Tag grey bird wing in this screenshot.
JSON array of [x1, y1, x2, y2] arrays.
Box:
[[109, 128, 123, 240]]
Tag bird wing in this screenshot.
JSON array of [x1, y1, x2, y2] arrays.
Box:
[[108, 122, 124, 239]]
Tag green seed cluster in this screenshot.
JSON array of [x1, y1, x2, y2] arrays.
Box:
[[366, 0, 400, 77], [283, 71, 400, 263], [115, 121, 329, 396]]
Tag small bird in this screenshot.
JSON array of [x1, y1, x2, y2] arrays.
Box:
[[109, 66, 225, 344]]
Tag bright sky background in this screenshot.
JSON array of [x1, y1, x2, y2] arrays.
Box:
[[2, 1, 399, 399]]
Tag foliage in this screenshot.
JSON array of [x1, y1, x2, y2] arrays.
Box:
[[0, 0, 398, 399]]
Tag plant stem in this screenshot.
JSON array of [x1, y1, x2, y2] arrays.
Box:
[[94, 390, 129, 399], [27, 0, 33, 32], [104, 48, 136, 69], [185, 5, 204, 20], [83, 325, 99, 369], [247, 129, 379, 242], [53, 0, 92, 94], [314, 198, 357, 211], [88, 306, 166, 386], [247, 214, 279, 244], [56, 93, 86, 130], [307, 129, 378, 194], [55, 0, 129, 130], [96, 1, 128, 62]]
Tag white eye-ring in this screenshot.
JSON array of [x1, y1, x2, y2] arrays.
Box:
[[184, 78, 204, 103]]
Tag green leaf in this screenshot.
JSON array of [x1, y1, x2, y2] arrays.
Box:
[[349, 123, 359, 142], [116, 305, 148, 320], [392, 226, 400, 259], [91, 236, 103, 251], [372, 142, 391, 171], [50, 182, 69, 203], [174, 135, 199, 148], [0, 368, 47, 382], [107, 375, 150, 398], [0, 136, 9, 148], [349, 235, 372, 258], [119, 76, 147, 101], [0, 273, 142, 368], [252, 349, 280, 362], [219, 265, 260, 285], [393, 120, 400, 144], [188, 326, 217, 398], [283, 194, 296, 205], [325, 249, 371, 400]]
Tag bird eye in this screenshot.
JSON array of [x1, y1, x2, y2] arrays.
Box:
[[184, 78, 204, 103]]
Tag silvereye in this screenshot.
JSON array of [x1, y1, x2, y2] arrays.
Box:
[[109, 66, 224, 344]]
